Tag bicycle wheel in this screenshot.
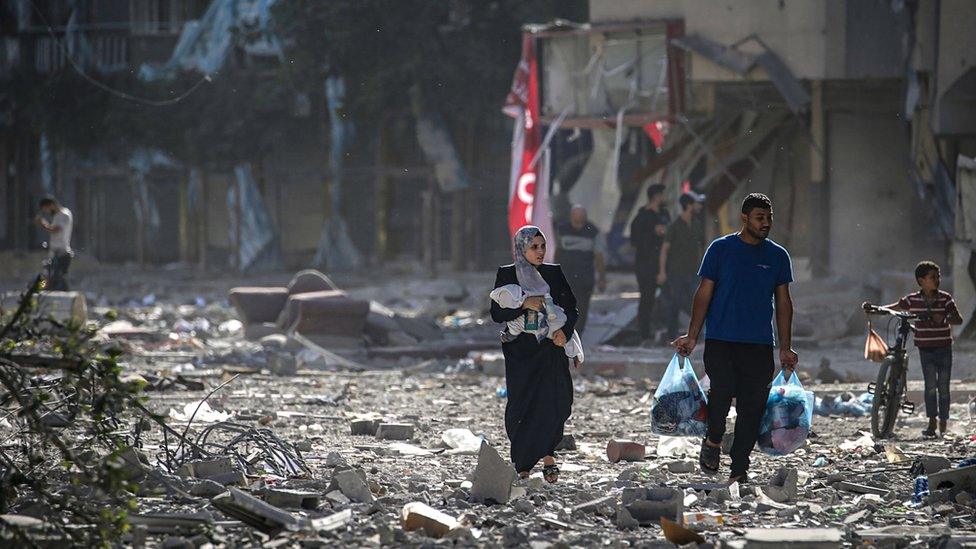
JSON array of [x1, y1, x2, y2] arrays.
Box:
[[871, 357, 900, 439]]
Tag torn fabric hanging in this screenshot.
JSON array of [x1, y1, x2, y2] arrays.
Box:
[[227, 163, 279, 272], [139, 0, 282, 81]]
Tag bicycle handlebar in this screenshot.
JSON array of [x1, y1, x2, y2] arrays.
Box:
[[863, 304, 919, 320]]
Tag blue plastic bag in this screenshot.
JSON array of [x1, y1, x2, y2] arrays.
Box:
[[757, 370, 814, 456], [650, 354, 708, 437]]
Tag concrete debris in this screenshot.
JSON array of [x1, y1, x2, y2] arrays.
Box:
[[330, 468, 375, 503], [762, 467, 798, 503], [375, 423, 415, 441], [621, 486, 683, 525], [263, 488, 320, 509], [606, 439, 645, 463], [12, 268, 976, 547], [470, 441, 516, 504], [741, 527, 842, 548], [211, 488, 301, 534], [401, 502, 458, 539]]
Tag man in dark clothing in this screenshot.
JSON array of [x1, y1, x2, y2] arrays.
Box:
[[672, 193, 798, 483], [555, 205, 607, 334], [630, 184, 671, 341], [658, 192, 706, 339]]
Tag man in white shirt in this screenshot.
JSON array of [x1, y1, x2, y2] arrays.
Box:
[[35, 195, 73, 291]]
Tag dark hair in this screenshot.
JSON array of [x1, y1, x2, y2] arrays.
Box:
[[38, 195, 58, 208], [679, 192, 697, 211], [915, 260, 940, 282], [646, 184, 666, 201], [741, 193, 772, 215]]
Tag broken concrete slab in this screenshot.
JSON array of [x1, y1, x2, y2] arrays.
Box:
[[311, 508, 352, 533], [555, 434, 577, 451], [263, 489, 321, 509], [177, 457, 236, 479], [606, 440, 645, 463], [228, 287, 289, 324], [189, 479, 227, 498], [470, 441, 516, 505], [212, 488, 301, 535], [615, 507, 639, 530], [129, 512, 214, 535], [762, 467, 798, 503], [833, 481, 890, 497], [573, 495, 617, 514], [928, 464, 976, 492], [375, 423, 414, 441], [330, 468, 374, 503], [666, 460, 696, 474], [279, 291, 369, 337], [621, 486, 682, 525], [917, 455, 952, 475], [401, 502, 458, 539], [743, 527, 843, 548]]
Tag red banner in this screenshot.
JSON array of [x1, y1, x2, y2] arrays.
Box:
[[504, 36, 541, 239]]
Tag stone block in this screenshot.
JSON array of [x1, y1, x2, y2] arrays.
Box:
[[762, 467, 798, 503], [228, 287, 288, 324], [928, 465, 976, 492], [279, 290, 369, 337], [330, 468, 374, 504], [470, 441, 516, 504], [606, 440, 645, 463], [621, 486, 682, 525], [263, 489, 320, 510], [350, 419, 380, 436], [401, 502, 458, 539], [375, 423, 414, 441], [743, 527, 842, 548]]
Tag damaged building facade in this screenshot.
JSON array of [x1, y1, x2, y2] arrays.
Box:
[[0, 0, 516, 274], [525, 0, 976, 304]]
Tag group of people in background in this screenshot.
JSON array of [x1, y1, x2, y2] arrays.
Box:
[[553, 184, 707, 345]]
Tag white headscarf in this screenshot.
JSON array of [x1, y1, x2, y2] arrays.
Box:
[[513, 225, 550, 297]]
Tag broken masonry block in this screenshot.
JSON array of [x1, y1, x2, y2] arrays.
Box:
[[742, 527, 842, 548], [350, 419, 380, 436], [762, 467, 798, 503], [228, 287, 288, 325], [330, 468, 374, 504], [573, 495, 617, 514], [928, 464, 976, 493], [621, 486, 682, 524], [607, 440, 645, 463], [278, 290, 369, 337], [310, 508, 352, 533], [375, 423, 414, 441], [263, 488, 321, 510], [470, 441, 516, 505], [401, 502, 459, 539], [211, 488, 300, 535]]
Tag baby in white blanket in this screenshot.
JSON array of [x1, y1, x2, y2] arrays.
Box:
[[489, 284, 584, 367]]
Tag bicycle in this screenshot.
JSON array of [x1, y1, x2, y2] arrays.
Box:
[[863, 304, 919, 439]]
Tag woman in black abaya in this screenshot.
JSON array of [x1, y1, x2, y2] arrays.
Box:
[[491, 225, 578, 482]]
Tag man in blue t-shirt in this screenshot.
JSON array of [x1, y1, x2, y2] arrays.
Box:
[[672, 193, 798, 482]]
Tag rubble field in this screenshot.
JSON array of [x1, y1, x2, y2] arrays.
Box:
[[2, 266, 976, 546]]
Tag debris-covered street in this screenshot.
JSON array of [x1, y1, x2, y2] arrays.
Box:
[[4, 266, 976, 546]]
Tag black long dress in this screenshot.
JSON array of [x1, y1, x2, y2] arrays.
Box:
[[491, 263, 578, 472]]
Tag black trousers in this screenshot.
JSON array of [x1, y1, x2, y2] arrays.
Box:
[[574, 282, 594, 334], [703, 339, 775, 477], [662, 274, 698, 339], [635, 262, 660, 339], [47, 251, 72, 291]]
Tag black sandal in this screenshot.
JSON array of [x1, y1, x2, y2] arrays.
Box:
[[699, 439, 720, 474], [542, 463, 559, 484]]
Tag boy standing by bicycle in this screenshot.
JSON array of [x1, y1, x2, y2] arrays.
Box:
[[869, 261, 963, 437]]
